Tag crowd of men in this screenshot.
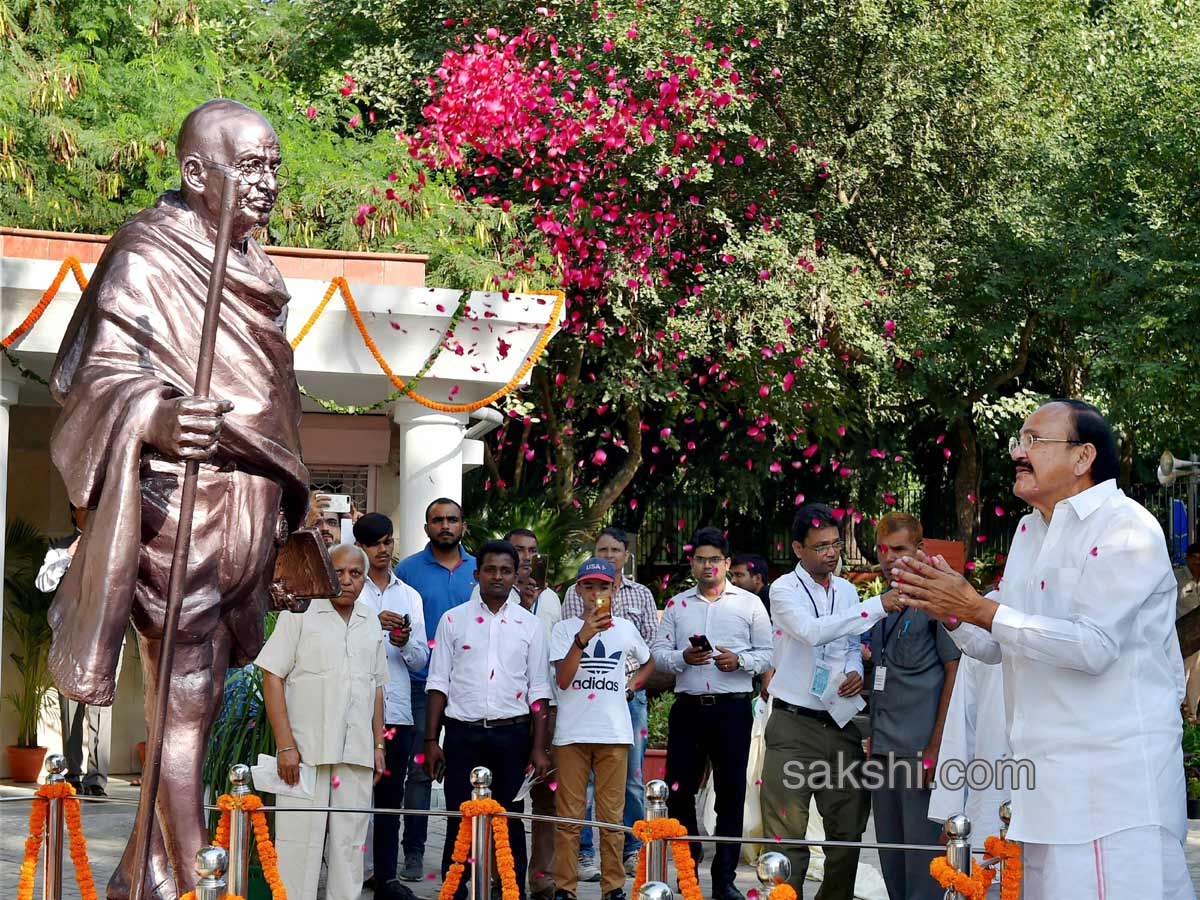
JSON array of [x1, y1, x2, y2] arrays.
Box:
[[43, 399, 1192, 900], [248, 400, 1196, 900]]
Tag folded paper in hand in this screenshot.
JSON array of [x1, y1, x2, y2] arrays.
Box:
[[819, 672, 866, 729], [250, 753, 317, 800]]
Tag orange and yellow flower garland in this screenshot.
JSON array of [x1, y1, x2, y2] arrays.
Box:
[[177, 791, 283, 900], [15, 781, 98, 900], [766, 883, 797, 900], [929, 834, 1022, 900], [630, 817, 704, 900], [438, 797, 520, 900], [7, 257, 563, 416]]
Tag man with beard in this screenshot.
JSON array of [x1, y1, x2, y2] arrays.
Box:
[[651, 527, 773, 900], [46, 99, 308, 900], [393, 498, 478, 880], [894, 400, 1192, 900], [353, 513, 428, 897], [423, 540, 552, 900]]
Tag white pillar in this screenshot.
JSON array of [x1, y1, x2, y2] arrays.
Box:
[[0, 375, 19, 704], [391, 400, 468, 557]]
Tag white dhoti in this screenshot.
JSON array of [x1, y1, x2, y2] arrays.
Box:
[[275, 763, 374, 900], [1023, 825, 1194, 900]]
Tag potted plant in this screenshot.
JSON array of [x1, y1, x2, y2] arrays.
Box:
[[3, 519, 55, 782], [642, 691, 674, 783]]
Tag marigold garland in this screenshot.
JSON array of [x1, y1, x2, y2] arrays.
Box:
[[438, 797, 519, 900], [984, 836, 1023, 900], [15, 780, 99, 900], [8, 256, 563, 416], [174, 793, 281, 900], [767, 884, 797, 900], [630, 817, 703, 900]]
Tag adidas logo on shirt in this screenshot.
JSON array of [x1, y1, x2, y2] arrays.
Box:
[[572, 638, 624, 692]]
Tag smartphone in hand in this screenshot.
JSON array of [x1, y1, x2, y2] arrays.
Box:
[[689, 634, 714, 653]]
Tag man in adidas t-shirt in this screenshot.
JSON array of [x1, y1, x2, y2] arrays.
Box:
[[549, 558, 655, 900]]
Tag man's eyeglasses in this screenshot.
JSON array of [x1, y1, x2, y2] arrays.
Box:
[[805, 540, 844, 554], [192, 155, 288, 187], [693, 555, 726, 566], [1008, 433, 1084, 454]]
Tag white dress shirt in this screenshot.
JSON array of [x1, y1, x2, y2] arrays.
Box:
[[768, 564, 888, 710], [948, 479, 1186, 844], [533, 587, 562, 632], [651, 581, 773, 694], [426, 595, 553, 721], [927, 653, 1010, 840], [357, 570, 430, 726]]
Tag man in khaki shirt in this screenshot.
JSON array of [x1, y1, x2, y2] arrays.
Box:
[[259, 544, 389, 900]]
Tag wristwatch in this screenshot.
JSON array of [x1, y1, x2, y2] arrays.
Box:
[[736, 654, 748, 671], [375, 742, 385, 751]]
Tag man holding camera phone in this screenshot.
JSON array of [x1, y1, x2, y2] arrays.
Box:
[[651, 527, 773, 900], [353, 513, 429, 898]]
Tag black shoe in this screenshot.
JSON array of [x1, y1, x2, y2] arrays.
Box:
[[711, 885, 744, 900], [603, 890, 627, 900], [383, 879, 418, 900], [82, 785, 107, 797], [363, 876, 376, 891]]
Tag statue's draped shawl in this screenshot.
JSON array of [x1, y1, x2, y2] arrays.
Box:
[[48, 191, 309, 704]]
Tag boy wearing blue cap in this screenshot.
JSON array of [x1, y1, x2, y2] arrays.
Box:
[[549, 558, 655, 900]]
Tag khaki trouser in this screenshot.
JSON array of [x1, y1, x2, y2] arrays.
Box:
[[553, 743, 628, 896], [529, 707, 558, 897], [759, 708, 870, 900], [276, 763, 373, 900]]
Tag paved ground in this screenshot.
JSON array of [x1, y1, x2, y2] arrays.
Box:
[[4, 776, 1200, 899]]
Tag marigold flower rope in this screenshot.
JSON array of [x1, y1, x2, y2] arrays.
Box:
[[16, 781, 99, 900], [929, 834, 1022, 900], [631, 817, 704, 900], [9, 257, 563, 415], [438, 797, 519, 900], [176, 792, 281, 900]]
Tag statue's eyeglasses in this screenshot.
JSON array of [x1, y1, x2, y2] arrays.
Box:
[[191, 155, 288, 187]]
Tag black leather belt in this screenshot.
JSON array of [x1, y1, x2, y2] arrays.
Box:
[[678, 692, 753, 707], [774, 698, 839, 727], [449, 715, 530, 729]]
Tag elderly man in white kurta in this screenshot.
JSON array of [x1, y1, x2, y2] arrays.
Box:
[[258, 544, 388, 900], [893, 400, 1193, 900]]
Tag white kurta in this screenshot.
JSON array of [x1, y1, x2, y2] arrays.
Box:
[[256, 600, 389, 900], [927, 653, 1010, 842], [949, 480, 1187, 849]]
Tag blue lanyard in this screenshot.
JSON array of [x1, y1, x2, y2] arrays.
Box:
[[798, 577, 834, 618]]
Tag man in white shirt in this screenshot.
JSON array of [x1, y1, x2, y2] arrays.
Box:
[[894, 399, 1193, 900], [550, 557, 655, 900], [353, 513, 430, 897], [506, 527, 563, 631], [258, 543, 389, 900], [424, 539, 553, 900], [652, 527, 774, 900], [760, 503, 901, 899]]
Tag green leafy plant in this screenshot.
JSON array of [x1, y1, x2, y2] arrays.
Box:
[[2, 519, 53, 748], [202, 614, 279, 835], [645, 691, 675, 750], [467, 492, 591, 588]]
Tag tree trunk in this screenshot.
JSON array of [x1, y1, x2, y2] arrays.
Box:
[[953, 415, 982, 556], [582, 401, 644, 534]]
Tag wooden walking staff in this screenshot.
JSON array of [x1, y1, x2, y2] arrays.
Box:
[[129, 164, 242, 900]]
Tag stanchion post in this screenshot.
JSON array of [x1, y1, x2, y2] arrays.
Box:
[[998, 800, 1012, 840], [637, 882, 673, 900], [43, 753, 67, 900], [470, 766, 493, 900], [226, 764, 252, 897], [644, 779, 670, 885], [755, 851, 791, 894], [194, 846, 228, 900], [944, 813, 972, 900]]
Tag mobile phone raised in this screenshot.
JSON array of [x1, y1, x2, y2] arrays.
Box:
[[688, 634, 713, 653]]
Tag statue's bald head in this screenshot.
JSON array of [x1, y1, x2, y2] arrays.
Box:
[[176, 99, 282, 244]]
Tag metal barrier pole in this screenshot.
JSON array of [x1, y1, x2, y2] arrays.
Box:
[[999, 800, 1011, 839], [194, 846, 228, 900], [226, 764, 252, 897], [943, 814, 972, 900], [637, 882, 673, 900], [644, 779, 670, 885], [470, 767, 493, 900], [42, 754, 67, 900], [755, 851, 792, 894]]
